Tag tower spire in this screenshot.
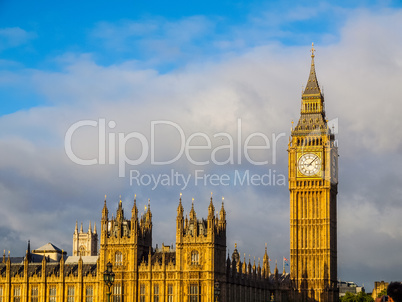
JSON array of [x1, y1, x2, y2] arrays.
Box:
[[132, 194, 138, 219], [208, 193, 215, 218], [177, 193, 184, 216], [303, 42, 321, 96], [220, 197, 226, 220], [190, 198, 196, 221], [102, 195, 108, 220], [293, 43, 327, 135]]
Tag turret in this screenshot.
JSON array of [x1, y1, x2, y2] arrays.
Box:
[[176, 194, 184, 236], [207, 195, 215, 231], [231, 243, 240, 264], [274, 260, 279, 279], [219, 198, 226, 230], [189, 198, 196, 222], [145, 199, 152, 229], [102, 196, 108, 221], [132, 195, 138, 220], [242, 254, 247, 273], [131, 195, 139, 236], [116, 197, 124, 223], [263, 243, 270, 278], [101, 196, 109, 240]]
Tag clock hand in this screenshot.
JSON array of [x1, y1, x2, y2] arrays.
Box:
[[307, 156, 319, 167]]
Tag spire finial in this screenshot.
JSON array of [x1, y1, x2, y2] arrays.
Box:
[[311, 42, 315, 58]]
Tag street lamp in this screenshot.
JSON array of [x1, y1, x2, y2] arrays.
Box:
[[214, 280, 220, 302], [103, 262, 115, 302]]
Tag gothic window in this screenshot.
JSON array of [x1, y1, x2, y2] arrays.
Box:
[[13, 286, 21, 302], [115, 251, 123, 266], [113, 284, 122, 302], [49, 286, 57, 302], [154, 284, 159, 302], [188, 284, 200, 302], [67, 286, 75, 302], [31, 286, 38, 302], [140, 285, 146, 302], [85, 286, 93, 302], [168, 284, 174, 302], [79, 245, 86, 256], [191, 250, 199, 265]]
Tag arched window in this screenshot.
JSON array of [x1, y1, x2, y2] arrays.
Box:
[[79, 245, 86, 256], [191, 251, 199, 265], [115, 251, 123, 266]]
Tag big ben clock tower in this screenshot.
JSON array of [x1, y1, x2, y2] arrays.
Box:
[[289, 44, 338, 302]]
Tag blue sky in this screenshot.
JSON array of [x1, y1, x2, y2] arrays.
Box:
[[1, 0, 402, 293], [1, 0, 397, 115]]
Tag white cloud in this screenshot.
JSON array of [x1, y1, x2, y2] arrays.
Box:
[[0, 27, 36, 51]]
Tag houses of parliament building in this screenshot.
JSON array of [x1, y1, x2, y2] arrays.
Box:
[[0, 45, 338, 302]]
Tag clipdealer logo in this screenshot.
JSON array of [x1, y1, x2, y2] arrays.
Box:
[[64, 119, 287, 189]]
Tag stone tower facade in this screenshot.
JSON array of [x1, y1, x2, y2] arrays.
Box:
[[288, 44, 338, 301], [175, 196, 227, 301], [72, 221, 98, 256]]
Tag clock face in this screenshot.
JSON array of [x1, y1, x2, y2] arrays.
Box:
[[298, 153, 321, 176]]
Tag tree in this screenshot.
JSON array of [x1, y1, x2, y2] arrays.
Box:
[[340, 291, 374, 302], [377, 289, 387, 298]]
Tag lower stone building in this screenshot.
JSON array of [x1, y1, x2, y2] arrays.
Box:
[[0, 196, 291, 302]]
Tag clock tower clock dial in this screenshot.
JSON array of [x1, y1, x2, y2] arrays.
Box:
[[298, 153, 322, 177], [288, 44, 338, 302]]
